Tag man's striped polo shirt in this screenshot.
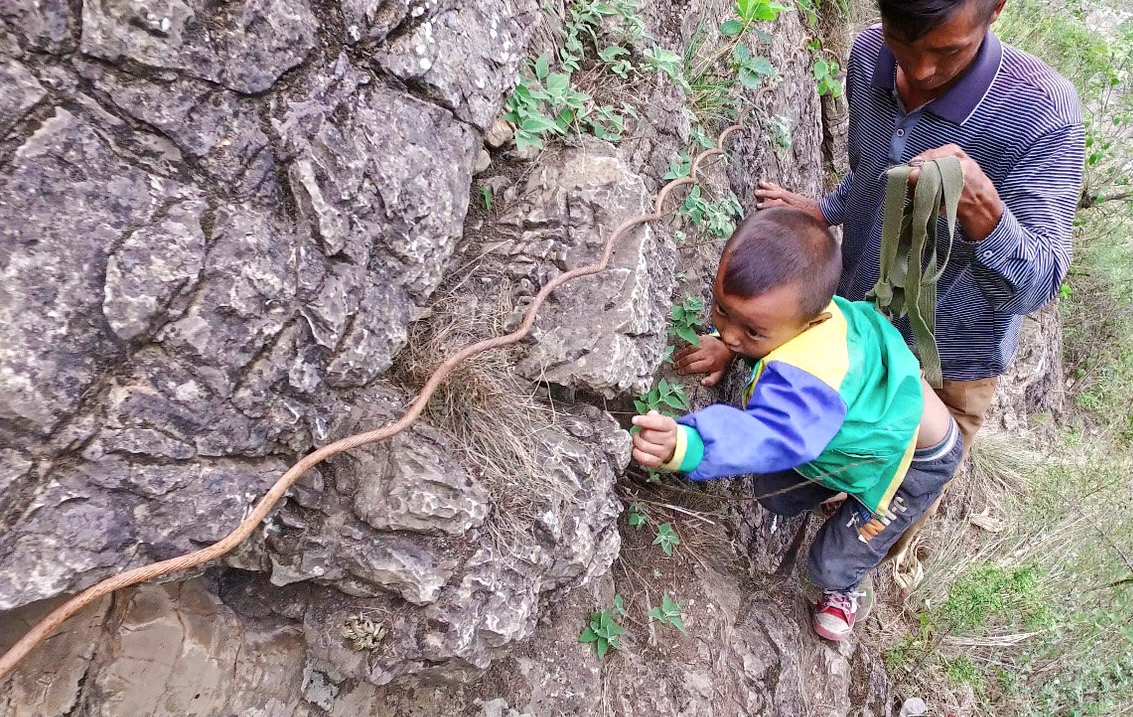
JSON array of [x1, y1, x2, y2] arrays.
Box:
[[819, 26, 1084, 381]]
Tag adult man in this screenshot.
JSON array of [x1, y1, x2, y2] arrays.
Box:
[[752, 0, 1084, 448]]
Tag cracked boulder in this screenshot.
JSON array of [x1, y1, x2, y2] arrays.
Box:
[[510, 141, 676, 398], [0, 108, 202, 439], [0, 0, 74, 53], [80, 0, 318, 95], [272, 55, 479, 300], [77, 61, 278, 200], [264, 398, 625, 686], [102, 200, 207, 342], [0, 60, 45, 137], [375, 0, 540, 130]]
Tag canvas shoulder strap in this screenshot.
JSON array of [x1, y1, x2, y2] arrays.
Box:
[[867, 157, 963, 389]]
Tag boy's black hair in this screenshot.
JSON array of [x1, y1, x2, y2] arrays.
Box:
[[720, 207, 841, 323], [878, 0, 1000, 42]]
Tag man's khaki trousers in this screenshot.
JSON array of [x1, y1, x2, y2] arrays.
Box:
[[885, 376, 999, 563]]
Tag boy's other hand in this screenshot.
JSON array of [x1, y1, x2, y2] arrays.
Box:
[[631, 410, 678, 468], [674, 335, 734, 386], [754, 180, 827, 224]]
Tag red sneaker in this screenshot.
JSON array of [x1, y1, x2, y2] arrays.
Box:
[[812, 588, 866, 641]]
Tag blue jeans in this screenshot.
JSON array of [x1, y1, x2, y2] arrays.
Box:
[[752, 420, 963, 592]]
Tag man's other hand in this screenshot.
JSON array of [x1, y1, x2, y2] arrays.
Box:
[[674, 335, 734, 386], [631, 411, 678, 468], [754, 181, 827, 223], [909, 144, 1004, 241]]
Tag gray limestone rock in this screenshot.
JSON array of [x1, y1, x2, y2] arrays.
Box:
[[324, 280, 413, 389], [284, 400, 624, 687], [273, 55, 479, 298], [0, 453, 286, 610], [0, 450, 32, 509], [156, 205, 298, 382], [78, 62, 277, 199], [376, 0, 539, 130], [351, 425, 491, 536], [0, 60, 44, 137], [513, 142, 676, 398], [0, 0, 73, 53], [80, 0, 318, 94], [102, 200, 207, 342], [0, 108, 199, 438], [339, 0, 409, 44]]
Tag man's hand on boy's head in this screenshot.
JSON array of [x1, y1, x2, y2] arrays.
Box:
[[630, 410, 678, 468], [674, 335, 734, 387], [753, 181, 827, 224]]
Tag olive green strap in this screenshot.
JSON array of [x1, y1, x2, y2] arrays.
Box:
[[867, 157, 964, 389]]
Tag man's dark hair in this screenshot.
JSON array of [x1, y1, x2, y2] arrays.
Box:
[[878, 0, 1000, 42], [720, 207, 841, 323]]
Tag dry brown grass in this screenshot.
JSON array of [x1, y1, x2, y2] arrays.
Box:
[[397, 286, 588, 551]]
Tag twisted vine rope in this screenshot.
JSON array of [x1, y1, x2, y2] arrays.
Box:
[[0, 103, 764, 681]]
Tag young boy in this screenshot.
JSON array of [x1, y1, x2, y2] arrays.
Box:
[[632, 207, 961, 641]]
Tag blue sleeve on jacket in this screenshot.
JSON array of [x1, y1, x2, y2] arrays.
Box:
[[676, 361, 847, 481]]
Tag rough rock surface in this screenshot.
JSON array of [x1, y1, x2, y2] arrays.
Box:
[[0, 24, 500, 609], [375, 0, 540, 130], [0, 0, 1060, 714], [990, 304, 1065, 431], [510, 141, 675, 397], [80, 0, 318, 94]]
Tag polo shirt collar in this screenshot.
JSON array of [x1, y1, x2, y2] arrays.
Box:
[[870, 30, 1003, 125]]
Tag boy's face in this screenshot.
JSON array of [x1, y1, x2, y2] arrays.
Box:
[[710, 273, 817, 360]]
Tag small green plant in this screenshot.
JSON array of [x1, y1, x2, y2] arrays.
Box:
[[613, 593, 628, 616], [669, 295, 706, 346], [634, 377, 691, 416], [648, 593, 687, 631], [644, 46, 691, 92], [811, 56, 843, 98], [719, 0, 791, 36], [503, 53, 626, 152], [680, 0, 788, 133], [560, 0, 648, 72], [795, 0, 818, 26], [597, 45, 634, 78], [579, 599, 628, 658], [627, 502, 649, 527], [804, 39, 843, 98], [731, 42, 776, 90], [664, 150, 693, 180], [479, 185, 493, 211], [681, 186, 744, 237], [653, 521, 680, 556]]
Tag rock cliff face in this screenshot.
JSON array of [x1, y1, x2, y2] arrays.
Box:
[[0, 1, 1060, 715]]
